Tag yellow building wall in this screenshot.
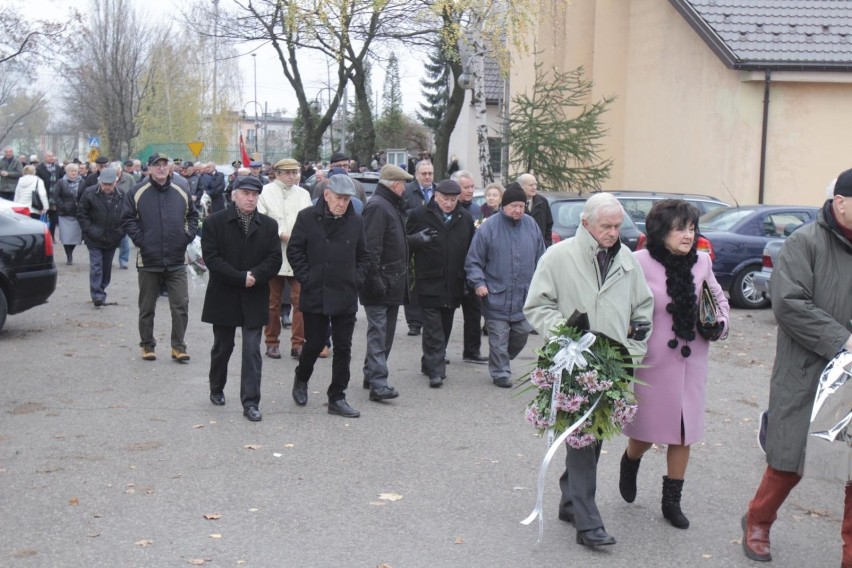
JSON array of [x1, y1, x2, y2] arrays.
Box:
[[517, 0, 852, 206]]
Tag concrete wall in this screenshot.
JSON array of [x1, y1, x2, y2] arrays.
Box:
[[517, 0, 852, 206]]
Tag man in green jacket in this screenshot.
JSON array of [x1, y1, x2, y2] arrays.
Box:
[[742, 170, 852, 565], [0, 146, 23, 201]]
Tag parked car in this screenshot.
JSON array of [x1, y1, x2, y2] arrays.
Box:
[[753, 239, 784, 300], [0, 200, 58, 332], [545, 192, 646, 250], [698, 205, 818, 309], [611, 191, 730, 232]]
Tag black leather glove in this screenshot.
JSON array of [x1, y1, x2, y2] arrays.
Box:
[[408, 228, 438, 247], [628, 320, 651, 341]]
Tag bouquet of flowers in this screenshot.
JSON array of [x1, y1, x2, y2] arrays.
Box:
[[185, 235, 209, 288], [520, 316, 639, 449]]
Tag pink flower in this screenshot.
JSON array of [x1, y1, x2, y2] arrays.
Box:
[[565, 432, 597, 449], [525, 407, 553, 430], [530, 368, 556, 389]]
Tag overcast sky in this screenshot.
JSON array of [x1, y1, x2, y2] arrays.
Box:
[[32, 0, 424, 119]]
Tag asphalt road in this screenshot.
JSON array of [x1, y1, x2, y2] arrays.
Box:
[[0, 254, 846, 567]]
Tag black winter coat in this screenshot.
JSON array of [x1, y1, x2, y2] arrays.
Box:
[[77, 187, 126, 249], [287, 199, 370, 316], [359, 184, 409, 306], [121, 175, 200, 268], [406, 201, 475, 309], [527, 193, 554, 247], [53, 176, 82, 217], [200, 207, 283, 328], [35, 161, 62, 208]]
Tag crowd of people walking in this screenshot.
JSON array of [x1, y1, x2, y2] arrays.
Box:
[[2, 145, 851, 565]]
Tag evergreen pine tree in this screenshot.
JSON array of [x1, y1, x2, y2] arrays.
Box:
[[375, 54, 407, 149], [417, 46, 451, 136]]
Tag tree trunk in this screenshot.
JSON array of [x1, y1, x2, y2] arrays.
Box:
[[432, 58, 465, 181], [470, 28, 493, 185], [349, 65, 375, 166]]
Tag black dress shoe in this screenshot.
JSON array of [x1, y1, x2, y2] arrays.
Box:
[[576, 527, 616, 547], [363, 379, 371, 390], [429, 376, 443, 388], [463, 353, 488, 364], [243, 406, 262, 421], [369, 385, 399, 401], [209, 393, 225, 406], [292, 380, 308, 406], [328, 398, 360, 418], [407, 326, 421, 336]]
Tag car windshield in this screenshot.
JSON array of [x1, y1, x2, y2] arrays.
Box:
[[700, 208, 754, 231]]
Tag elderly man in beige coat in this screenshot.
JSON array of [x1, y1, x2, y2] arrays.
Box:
[[524, 192, 653, 548], [257, 158, 313, 359]]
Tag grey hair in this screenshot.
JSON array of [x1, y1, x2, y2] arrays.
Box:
[[415, 160, 433, 174], [378, 179, 398, 190], [484, 182, 504, 195], [64, 163, 79, 173], [451, 170, 474, 183], [517, 173, 535, 187], [581, 193, 624, 223]]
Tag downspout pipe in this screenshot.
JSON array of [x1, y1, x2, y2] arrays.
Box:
[[758, 70, 771, 204]]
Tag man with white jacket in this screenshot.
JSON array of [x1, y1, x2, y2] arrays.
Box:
[[257, 158, 313, 359]]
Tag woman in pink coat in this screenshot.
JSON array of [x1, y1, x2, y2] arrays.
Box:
[[620, 199, 729, 529]]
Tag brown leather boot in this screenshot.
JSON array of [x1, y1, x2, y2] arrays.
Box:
[[742, 466, 802, 562]]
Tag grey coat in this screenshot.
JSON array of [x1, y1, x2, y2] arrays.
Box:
[[464, 212, 545, 321], [766, 201, 852, 474]]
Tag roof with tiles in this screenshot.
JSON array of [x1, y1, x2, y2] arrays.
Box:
[[669, 0, 852, 71]]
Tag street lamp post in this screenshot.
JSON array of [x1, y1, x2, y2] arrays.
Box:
[[243, 101, 263, 161], [251, 54, 259, 154]]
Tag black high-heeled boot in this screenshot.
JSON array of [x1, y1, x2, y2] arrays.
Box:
[[662, 476, 690, 529], [619, 451, 641, 503]]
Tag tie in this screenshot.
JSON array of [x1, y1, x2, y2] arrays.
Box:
[[423, 187, 431, 203], [597, 249, 609, 281]]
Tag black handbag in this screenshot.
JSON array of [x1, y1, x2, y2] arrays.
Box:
[[31, 182, 43, 211], [697, 281, 723, 340]]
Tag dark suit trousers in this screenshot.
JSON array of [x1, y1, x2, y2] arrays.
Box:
[[421, 306, 454, 379], [296, 312, 356, 402], [460, 293, 482, 357], [209, 325, 263, 409], [558, 441, 604, 531]]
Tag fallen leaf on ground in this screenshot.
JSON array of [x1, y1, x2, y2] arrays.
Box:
[[69, 497, 79, 506], [284, 444, 294, 448], [369, 501, 386, 506], [378, 493, 403, 502], [209, 534, 222, 539], [377, 564, 392, 568], [135, 540, 153, 547], [243, 444, 261, 450], [186, 559, 210, 566], [273, 453, 282, 458], [203, 513, 222, 520], [192, 424, 204, 429], [454, 536, 464, 544]]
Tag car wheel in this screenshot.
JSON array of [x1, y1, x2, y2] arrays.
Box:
[[0, 288, 6, 332], [730, 264, 770, 309]]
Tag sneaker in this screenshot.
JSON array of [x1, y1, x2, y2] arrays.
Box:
[[171, 348, 191, 363], [141, 348, 156, 361]]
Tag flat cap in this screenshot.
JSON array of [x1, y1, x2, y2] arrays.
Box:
[[147, 153, 168, 166], [234, 176, 263, 193], [329, 151, 348, 163], [274, 158, 300, 171], [95, 156, 109, 165], [435, 179, 461, 195], [249, 161, 262, 168], [99, 167, 117, 184], [380, 163, 413, 182], [328, 174, 356, 196]]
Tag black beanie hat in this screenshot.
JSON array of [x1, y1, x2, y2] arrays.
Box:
[[501, 183, 527, 207]]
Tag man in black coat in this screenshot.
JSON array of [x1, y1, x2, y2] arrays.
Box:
[[199, 162, 227, 213], [201, 176, 282, 422], [406, 179, 475, 387], [35, 151, 62, 238], [359, 164, 415, 402], [77, 167, 125, 307], [518, 173, 553, 247], [401, 159, 437, 336], [287, 175, 370, 418]]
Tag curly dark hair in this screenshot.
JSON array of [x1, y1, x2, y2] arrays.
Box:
[[645, 199, 701, 357]]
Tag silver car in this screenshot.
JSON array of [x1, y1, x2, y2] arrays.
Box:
[[753, 239, 784, 300]]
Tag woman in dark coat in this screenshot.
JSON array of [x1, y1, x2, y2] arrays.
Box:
[[287, 175, 370, 418], [201, 176, 282, 422], [54, 163, 84, 264], [406, 179, 475, 387]]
